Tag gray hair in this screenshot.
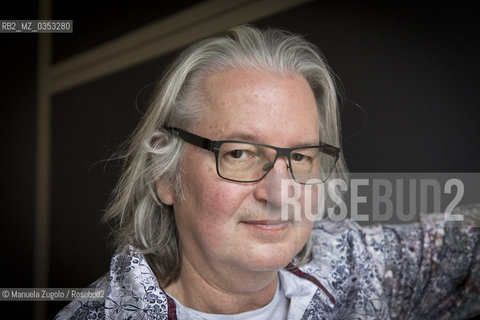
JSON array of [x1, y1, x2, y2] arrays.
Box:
[[104, 25, 347, 286]]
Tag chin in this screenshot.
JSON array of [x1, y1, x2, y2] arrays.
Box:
[[240, 245, 296, 272]]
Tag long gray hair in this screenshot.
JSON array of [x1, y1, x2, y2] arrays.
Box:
[[104, 25, 347, 286]]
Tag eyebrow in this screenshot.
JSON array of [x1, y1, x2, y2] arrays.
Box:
[[220, 131, 320, 147], [222, 131, 259, 142]]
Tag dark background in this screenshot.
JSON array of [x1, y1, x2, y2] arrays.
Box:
[[1, 1, 479, 318]]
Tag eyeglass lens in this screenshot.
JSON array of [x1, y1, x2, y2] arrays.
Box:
[[216, 142, 336, 183]]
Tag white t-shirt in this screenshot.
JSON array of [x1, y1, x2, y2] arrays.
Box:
[[171, 269, 318, 320]]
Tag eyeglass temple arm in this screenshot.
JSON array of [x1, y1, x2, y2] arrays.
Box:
[[164, 127, 214, 151], [321, 147, 340, 158]]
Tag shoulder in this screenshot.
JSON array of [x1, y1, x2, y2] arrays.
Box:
[[109, 246, 172, 319], [302, 220, 388, 317], [54, 275, 108, 320], [55, 245, 172, 320], [310, 219, 385, 262]]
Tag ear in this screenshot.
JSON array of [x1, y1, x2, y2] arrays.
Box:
[[155, 178, 175, 205]]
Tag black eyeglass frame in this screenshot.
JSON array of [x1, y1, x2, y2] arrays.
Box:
[[164, 126, 341, 184]]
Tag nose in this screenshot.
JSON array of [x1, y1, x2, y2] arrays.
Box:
[[253, 157, 290, 207], [262, 157, 289, 174]]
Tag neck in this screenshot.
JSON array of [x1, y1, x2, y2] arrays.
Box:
[[164, 255, 279, 314]]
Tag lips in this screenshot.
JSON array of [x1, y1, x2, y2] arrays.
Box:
[[241, 220, 289, 231]]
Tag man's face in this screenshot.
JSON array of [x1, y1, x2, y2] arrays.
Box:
[[162, 68, 320, 276]]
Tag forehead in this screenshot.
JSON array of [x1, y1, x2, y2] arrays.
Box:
[[195, 68, 320, 146]]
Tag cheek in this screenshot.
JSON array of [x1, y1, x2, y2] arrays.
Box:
[[177, 163, 253, 255], [181, 155, 247, 224]]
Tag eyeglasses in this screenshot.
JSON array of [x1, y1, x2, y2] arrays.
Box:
[[164, 127, 340, 184]]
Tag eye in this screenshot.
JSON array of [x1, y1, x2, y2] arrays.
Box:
[[291, 153, 310, 162], [220, 143, 260, 163], [228, 150, 246, 159]]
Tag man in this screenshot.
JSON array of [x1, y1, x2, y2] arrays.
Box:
[[57, 25, 479, 319]]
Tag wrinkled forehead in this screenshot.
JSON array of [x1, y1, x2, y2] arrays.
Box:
[[193, 68, 320, 145]]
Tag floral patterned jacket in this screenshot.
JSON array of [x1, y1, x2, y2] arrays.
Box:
[[55, 205, 480, 319]]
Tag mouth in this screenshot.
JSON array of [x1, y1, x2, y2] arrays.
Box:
[[240, 220, 289, 231]]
